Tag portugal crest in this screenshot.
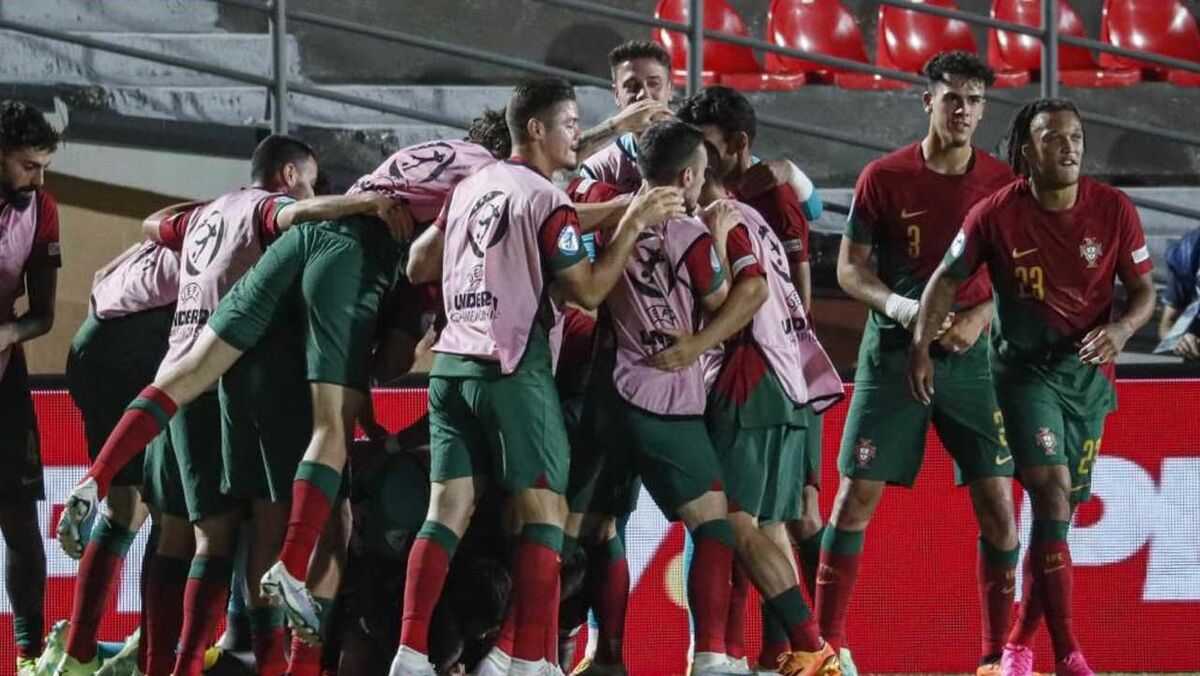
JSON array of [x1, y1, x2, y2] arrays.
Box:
[[1079, 237, 1102, 268], [855, 438, 876, 468], [1036, 427, 1058, 456]]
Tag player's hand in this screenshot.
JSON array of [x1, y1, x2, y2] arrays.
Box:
[[1078, 322, 1133, 364], [625, 185, 685, 231], [938, 306, 987, 354], [736, 158, 792, 199], [1173, 332, 1200, 360], [647, 328, 703, 372], [907, 343, 936, 405], [372, 194, 416, 243], [700, 199, 740, 240], [612, 99, 674, 135]]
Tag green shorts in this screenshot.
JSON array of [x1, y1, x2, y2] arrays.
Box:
[[219, 325, 312, 503], [800, 406, 823, 489], [707, 411, 806, 523], [66, 308, 173, 487], [995, 380, 1107, 504], [165, 391, 240, 521], [566, 357, 640, 518], [840, 342, 1012, 487], [141, 431, 187, 518], [428, 365, 571, 495], [621, 401, 723, 519], [208, 217, 398, 392], [0, 349, 42, 506]]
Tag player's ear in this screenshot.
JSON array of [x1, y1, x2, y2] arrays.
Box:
[[526, 116, 544, 142], [281, 162, 297, 188], [733, 131, 750, 155], [922, 89, 933, 114]]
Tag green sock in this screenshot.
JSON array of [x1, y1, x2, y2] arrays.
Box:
[[416, 520, 461, 557], [521, 523, 564, 552], [821, 526, 865, 555], [89, 515, 136, 557]]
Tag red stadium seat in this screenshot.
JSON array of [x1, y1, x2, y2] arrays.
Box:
[[653, 0, 805, 91], [764, 0, 880, 86], [1100, 0, 1200, 86], [874, 0, 1029, 88], [989, 0, 1139, 88]]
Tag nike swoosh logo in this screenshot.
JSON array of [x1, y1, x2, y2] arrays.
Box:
[[995, 455, 1013, 465], [21, 477, 40, 486], [901, 209, 928, 220], [1012, 247, 1038, 259], [1045, 564, 1067, 573]]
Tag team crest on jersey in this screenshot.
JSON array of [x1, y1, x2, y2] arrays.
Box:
[[1036, 427, 1058, 456], [391, 141, 457, 184], [466, 190, 509, 257], [558, 226, 580, 255], [855, 438, 876, 468], [185, 211, 227, 276], [1080, 237, 1102, 268]]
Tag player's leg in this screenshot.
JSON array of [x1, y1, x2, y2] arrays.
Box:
[[290, 497, 351, 676], [245, 500, 289, 676], [930, 379, 1019, 673], [787, 407, 825, 598], [817, 375, 929, 654], [579, 515, 628, 672], [394, 376, 487, 671]]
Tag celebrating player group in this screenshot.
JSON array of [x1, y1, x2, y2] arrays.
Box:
[[0, 36, 1153, 676]]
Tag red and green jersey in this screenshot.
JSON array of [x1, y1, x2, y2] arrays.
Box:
[[736, 182, 810, 267], [944, 177, 1153, 413], [846, 142, 1014, 346]]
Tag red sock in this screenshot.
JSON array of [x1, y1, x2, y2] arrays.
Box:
[[173, 557, 232, 676], [689, 521, 734, 655], [1033, 539, 1078, 658], [511, 527, 562, 661], [89, 387, 177, 497], [287, 634, 323, 676], [1008, 550, 1044, 646], [399, 527, 457, 654], [64, 520, 132, 662], [144, 555, 190, 676], [978, 548, 1017, 659], [279, 462, 341, 580], [588, 539, 629, 663], [725, 563, 750, 660], [544, 569, 562, 665], [814, 537, 863, 652], [251, 627, 288, 676], [495, 600, 516, 655]]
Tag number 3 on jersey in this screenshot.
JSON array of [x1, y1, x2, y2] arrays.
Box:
[[1015, 265, 1045, 300], [906, 224, 920, 258]]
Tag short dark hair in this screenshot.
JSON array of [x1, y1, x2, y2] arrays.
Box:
[[1004, 98, 1083, 177], [675, 86, 757, 145], [506, 78, 576, 144], [466, 108, 512, 159], [921, 50, 996, 88], [0, 101, 60, 152], [250, 134, 315, 183], [608, 39, 672, 71], [637, 120, 706, 185]]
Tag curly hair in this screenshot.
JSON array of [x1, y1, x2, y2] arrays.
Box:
[[1003, 98, 1082, 177], [465, 108, 512, 159], [921, 50, 996, 88], [0, 100, 59, 152], [676, 86, 757, 145]]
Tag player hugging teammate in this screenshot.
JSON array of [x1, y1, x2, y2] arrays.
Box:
[[5, 38, 1154, 676]]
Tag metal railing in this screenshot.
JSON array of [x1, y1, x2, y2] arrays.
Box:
[[1, 0, 1198, 219]]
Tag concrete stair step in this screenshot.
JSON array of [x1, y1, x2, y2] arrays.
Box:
[[0, 0, 220, 33], [0, 31, 300, 86]]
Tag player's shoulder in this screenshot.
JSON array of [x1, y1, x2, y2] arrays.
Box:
[[970, 177, 1027, 217], [732, 199, 769, 229], [34, 187, 58, 211], [970, 147, 1016, 185], [1079, 176, 1130, 208], [666, 215, 711, 242], [862, 142, 922, 178]]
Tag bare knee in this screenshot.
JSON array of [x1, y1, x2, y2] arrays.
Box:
[[156, 515, 196, 559], [515, 487, 567, 527], [677, 491, 729, 531], [192, 511, 241, 558], [829, 477, 884, 531], [1020, 465, 1072, 522], [102, 487, 150, 531], [969, 476, 1018, 549], [428, 479, 478, 536]]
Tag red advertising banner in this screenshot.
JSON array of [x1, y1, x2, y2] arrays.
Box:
[[3, 381, 1198, 674]]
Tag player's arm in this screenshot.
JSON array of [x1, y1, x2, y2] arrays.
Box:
[[276, 192, 415, 241], [554, 186, 685, 310], [0, 269, 56, 353], [406, 225, 444, 285], [1080, 198, 1158, 364], [575, 196, 633, 233], [937, 295, 993, 354], [93, 242, 142, 287], [837, 237, 920, 329], [574, 99, 673, 160], [141, 200, 205, 241], [738, 159, 823, 221], [649, 225, 766, 372]]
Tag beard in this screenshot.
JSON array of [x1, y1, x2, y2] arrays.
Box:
[[1, 179, 34, 210]]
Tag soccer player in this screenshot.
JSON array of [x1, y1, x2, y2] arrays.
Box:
[[391, 78, 684, 676], [53, 240, 179, 674], [57, 134, 410, 674], [816, 51, 1020, 675], [1157, 225, 1200, 358], [0, 100, 60, 676], [677, 88, 844, 673], [909, 98, 1156, 676]]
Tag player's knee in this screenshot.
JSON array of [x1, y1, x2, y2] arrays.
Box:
[[677, 490, 728, 530], [1023, 469, 1072, 520], [429, 480, 477, 534], [515, 487, 567, 526], [830, 477, 882, 529]]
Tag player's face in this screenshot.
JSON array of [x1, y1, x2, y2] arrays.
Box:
[[1026, 110, 1084, 189], [539, 100, 582, 171], [282, 155, 319, 201], [679, 143, 708, 212], [0, 147, 52, 208], [696, 125, 739, 179], [924, 76, 986, 148], [612, 58, 672, 109]]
